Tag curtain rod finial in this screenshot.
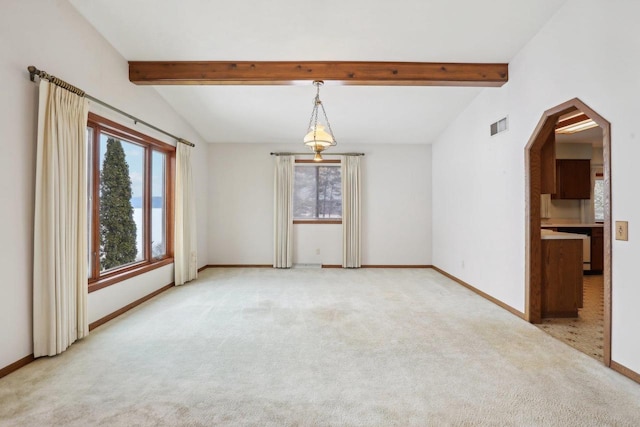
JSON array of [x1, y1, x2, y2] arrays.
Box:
[[178, 138, 196, 148], [28, 66, 37, 82]]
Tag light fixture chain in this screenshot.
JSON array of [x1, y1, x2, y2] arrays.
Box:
[[312, 98, 319, 141], [319, 102, 336, 144], [302, 80, 337, 157], [311, 80, 322, 142], [306, 95, 319, 135]]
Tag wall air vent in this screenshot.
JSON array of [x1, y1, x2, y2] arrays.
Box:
[[490, 117, 508, 136]]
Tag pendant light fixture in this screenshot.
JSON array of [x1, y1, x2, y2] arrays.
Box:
[[304, 80, 337, 161]]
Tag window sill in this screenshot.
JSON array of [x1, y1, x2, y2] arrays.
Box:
[[293, 220, 342, 225], [88, 257, 174, 293]]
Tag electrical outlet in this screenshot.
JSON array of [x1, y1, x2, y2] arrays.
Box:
[[316, 248, 321, 255], [616, 221, 629, 241]]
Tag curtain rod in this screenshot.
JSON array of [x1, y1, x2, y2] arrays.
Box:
[[27, 66, 195, 148], [270, 152, 364, 156]]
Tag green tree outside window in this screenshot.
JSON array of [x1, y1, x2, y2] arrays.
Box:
[[100, 138, 138, 270]]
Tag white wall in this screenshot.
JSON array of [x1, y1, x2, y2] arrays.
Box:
[[548, 200, 581, 221], [556, 143, 593, 160], [208, 143, 432, 266], [88, 265, 173, 324], [0, 0, 209, 369], [432, 0, 640, 372]]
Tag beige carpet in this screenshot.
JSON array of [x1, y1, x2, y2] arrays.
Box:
[[1, 268, 640, 426], [538, 275, 604, 361]]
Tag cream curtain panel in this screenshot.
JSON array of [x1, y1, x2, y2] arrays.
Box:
[[175, 143, 198, 286], [342, 156, 361, 268], [33, 80, 89, 357], [273, 155, 294, 268]]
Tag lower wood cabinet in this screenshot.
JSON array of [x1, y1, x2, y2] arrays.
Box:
[[591, 227, 604, 272], [554, 226, 604, 274], [541, 238, 583, 318]]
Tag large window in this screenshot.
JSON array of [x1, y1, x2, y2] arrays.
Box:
[[87, 113, 175, 291], [293, 160, 342, 223]]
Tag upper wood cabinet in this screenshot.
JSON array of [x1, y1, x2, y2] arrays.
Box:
[[552, 159, 591, 199], [540, 131, 556, 195]]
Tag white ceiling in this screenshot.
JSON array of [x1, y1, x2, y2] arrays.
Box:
[[69, 0, 567, 144]]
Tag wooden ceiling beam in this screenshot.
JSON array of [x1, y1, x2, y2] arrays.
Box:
[[555, 112, 590, 129], [128, 61, 508, 87]]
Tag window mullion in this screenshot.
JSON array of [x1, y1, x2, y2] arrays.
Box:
[[144, 147, 152, 262]]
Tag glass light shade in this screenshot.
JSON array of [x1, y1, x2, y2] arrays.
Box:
[[304, 124, 334, 148]]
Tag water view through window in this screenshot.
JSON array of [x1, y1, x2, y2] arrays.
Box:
[[87, 114, 174, 288], [151, 150, 166, 258]]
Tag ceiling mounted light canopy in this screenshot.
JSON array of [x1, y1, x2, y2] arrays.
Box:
[[304, 80, 337, 161]]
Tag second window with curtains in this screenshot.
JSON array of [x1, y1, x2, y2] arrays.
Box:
[[86, 113, 175, 291], [274, 156, 361, 268]]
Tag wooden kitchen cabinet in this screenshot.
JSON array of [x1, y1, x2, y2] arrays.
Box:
[[591, 227, 604, 272], [552, 159, 591, 199], [540, 131, 556, 194], [541, 237, 583, 317], [555, 226, 604, 274]]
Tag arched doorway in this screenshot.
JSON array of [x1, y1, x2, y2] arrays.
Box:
[[525, 98, 611, 365]]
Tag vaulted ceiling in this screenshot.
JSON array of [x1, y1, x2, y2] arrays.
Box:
[[69, 0, 567, 145]]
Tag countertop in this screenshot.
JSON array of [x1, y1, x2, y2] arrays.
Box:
[[541, 223, 604, 228], [541, 229, 589, 240]]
